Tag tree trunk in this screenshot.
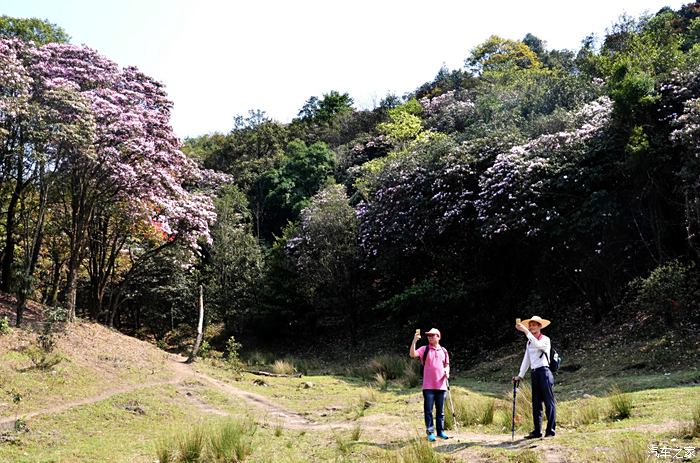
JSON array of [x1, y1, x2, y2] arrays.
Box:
[[685, 192, 700, 260], [1, 181, 24, 292], [62, 251, 80, 322], [187, 285, 205, 364], [45, 254, 64, 306], [61, 168, 95, 322], [16, 168, 49, 327], [108, 284, 125, 328]]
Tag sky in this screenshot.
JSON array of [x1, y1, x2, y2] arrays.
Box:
[[0, 0, 690, 138]]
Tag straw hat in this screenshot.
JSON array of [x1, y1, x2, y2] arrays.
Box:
[[521, 316, 550, 329]]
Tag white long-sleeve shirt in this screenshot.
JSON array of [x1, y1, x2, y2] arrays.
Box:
[[518, 332, 551, 378]]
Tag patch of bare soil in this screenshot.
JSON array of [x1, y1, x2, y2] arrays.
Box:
[[56, 322, 174, 382]]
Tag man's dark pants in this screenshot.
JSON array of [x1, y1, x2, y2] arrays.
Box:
[[422, 389, 446, 434], [531, 366, 556, 436]]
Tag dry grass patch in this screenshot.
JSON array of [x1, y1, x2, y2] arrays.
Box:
[[608, 385, 633, 420], [386, 437, 442, 463], [271, 359, 296, 375], [612, 438, 649, 463], [156, 419, 256, 463]]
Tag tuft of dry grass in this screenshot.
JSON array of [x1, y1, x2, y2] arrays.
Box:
[[271, 359, 296, 375], [387, 437, 442, 463], [612, 438, 649, 463], [375, 372, 388, 391], [608, 385, 633, 420]]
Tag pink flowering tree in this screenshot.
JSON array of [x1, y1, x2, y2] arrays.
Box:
[[476, 97, 636, 321], [357, 136, 478, 284], [419, 90, 475, 133], [1, 38, 217, 323], [286, 184, 361, 341], [0, 38, 97, 324], [476, 97, 614, 238], [0, 39, 35, 294]]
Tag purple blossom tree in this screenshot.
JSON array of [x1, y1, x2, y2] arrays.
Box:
[[286, 184, 361, 342], [0, 38, 217, 323], [357, 137, 478, 283], [476, 97, 614, 238], [665, 68, 700, 259]]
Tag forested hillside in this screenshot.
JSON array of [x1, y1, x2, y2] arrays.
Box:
[[2, 5, 700, 357]]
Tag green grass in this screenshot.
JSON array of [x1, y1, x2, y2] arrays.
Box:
[[447, 389, 497, 427], [0, 326, 173, 418], [176, 426, 205, 462], [0, 386, 192, 463], [1, 320, 699, 462], [4, 362, 695, 463]]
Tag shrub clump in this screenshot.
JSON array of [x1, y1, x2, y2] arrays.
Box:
[[625, 260, 699, 327]]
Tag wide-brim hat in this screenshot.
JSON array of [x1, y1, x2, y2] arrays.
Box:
[[424, 328, 441, 337], [522, 316, 550, 329]]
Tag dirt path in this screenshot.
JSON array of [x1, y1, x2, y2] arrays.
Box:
[[0, 377, 183, 430], [0, 355, 571, 461], [0, 353, 189, 431], [167, 356, 575, 461]]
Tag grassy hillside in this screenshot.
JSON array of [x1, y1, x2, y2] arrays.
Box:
[[0, 295, 698, 462]]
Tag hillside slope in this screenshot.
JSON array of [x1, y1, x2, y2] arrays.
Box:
[[0, 294, 698, 463]]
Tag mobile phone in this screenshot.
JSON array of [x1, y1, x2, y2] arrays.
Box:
[[515, 318, 521, 324]]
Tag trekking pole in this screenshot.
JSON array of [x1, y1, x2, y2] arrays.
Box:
[[511, 381, 517, 441], [446, 378, 458, 431]]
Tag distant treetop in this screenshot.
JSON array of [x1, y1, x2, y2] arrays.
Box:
[[0, 15, 70, 44]]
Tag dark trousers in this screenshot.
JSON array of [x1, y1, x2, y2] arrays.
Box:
[[531, 367, 556, 435], [423, 389, 446, 434]]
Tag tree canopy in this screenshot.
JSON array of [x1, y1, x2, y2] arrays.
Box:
[[4, 5, 700, 354]]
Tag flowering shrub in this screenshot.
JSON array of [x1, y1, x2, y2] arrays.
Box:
[[420, 90, 475, 133], [357, 137, 477, 264], [476, 97, 614, 238]]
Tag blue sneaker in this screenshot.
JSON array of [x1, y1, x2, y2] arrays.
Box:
[[437, 431, 449, 439], [427, 433, 436, 442]]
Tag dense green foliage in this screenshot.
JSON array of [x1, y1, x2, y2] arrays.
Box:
[[0, 16, 69, 44], [4, 6, 700, 353]]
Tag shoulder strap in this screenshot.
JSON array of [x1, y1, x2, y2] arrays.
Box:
[[539, 342, 551, 363], [422, 345, 430, 365], [537, 336, 550, 361]]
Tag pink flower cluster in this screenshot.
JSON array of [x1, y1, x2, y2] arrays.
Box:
[[0, 38, 217, 247]]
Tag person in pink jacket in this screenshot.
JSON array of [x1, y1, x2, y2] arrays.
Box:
[[410, 328, 451, 441]]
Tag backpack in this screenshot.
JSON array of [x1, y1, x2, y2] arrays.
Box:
[[540, 344, 561, 374]]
